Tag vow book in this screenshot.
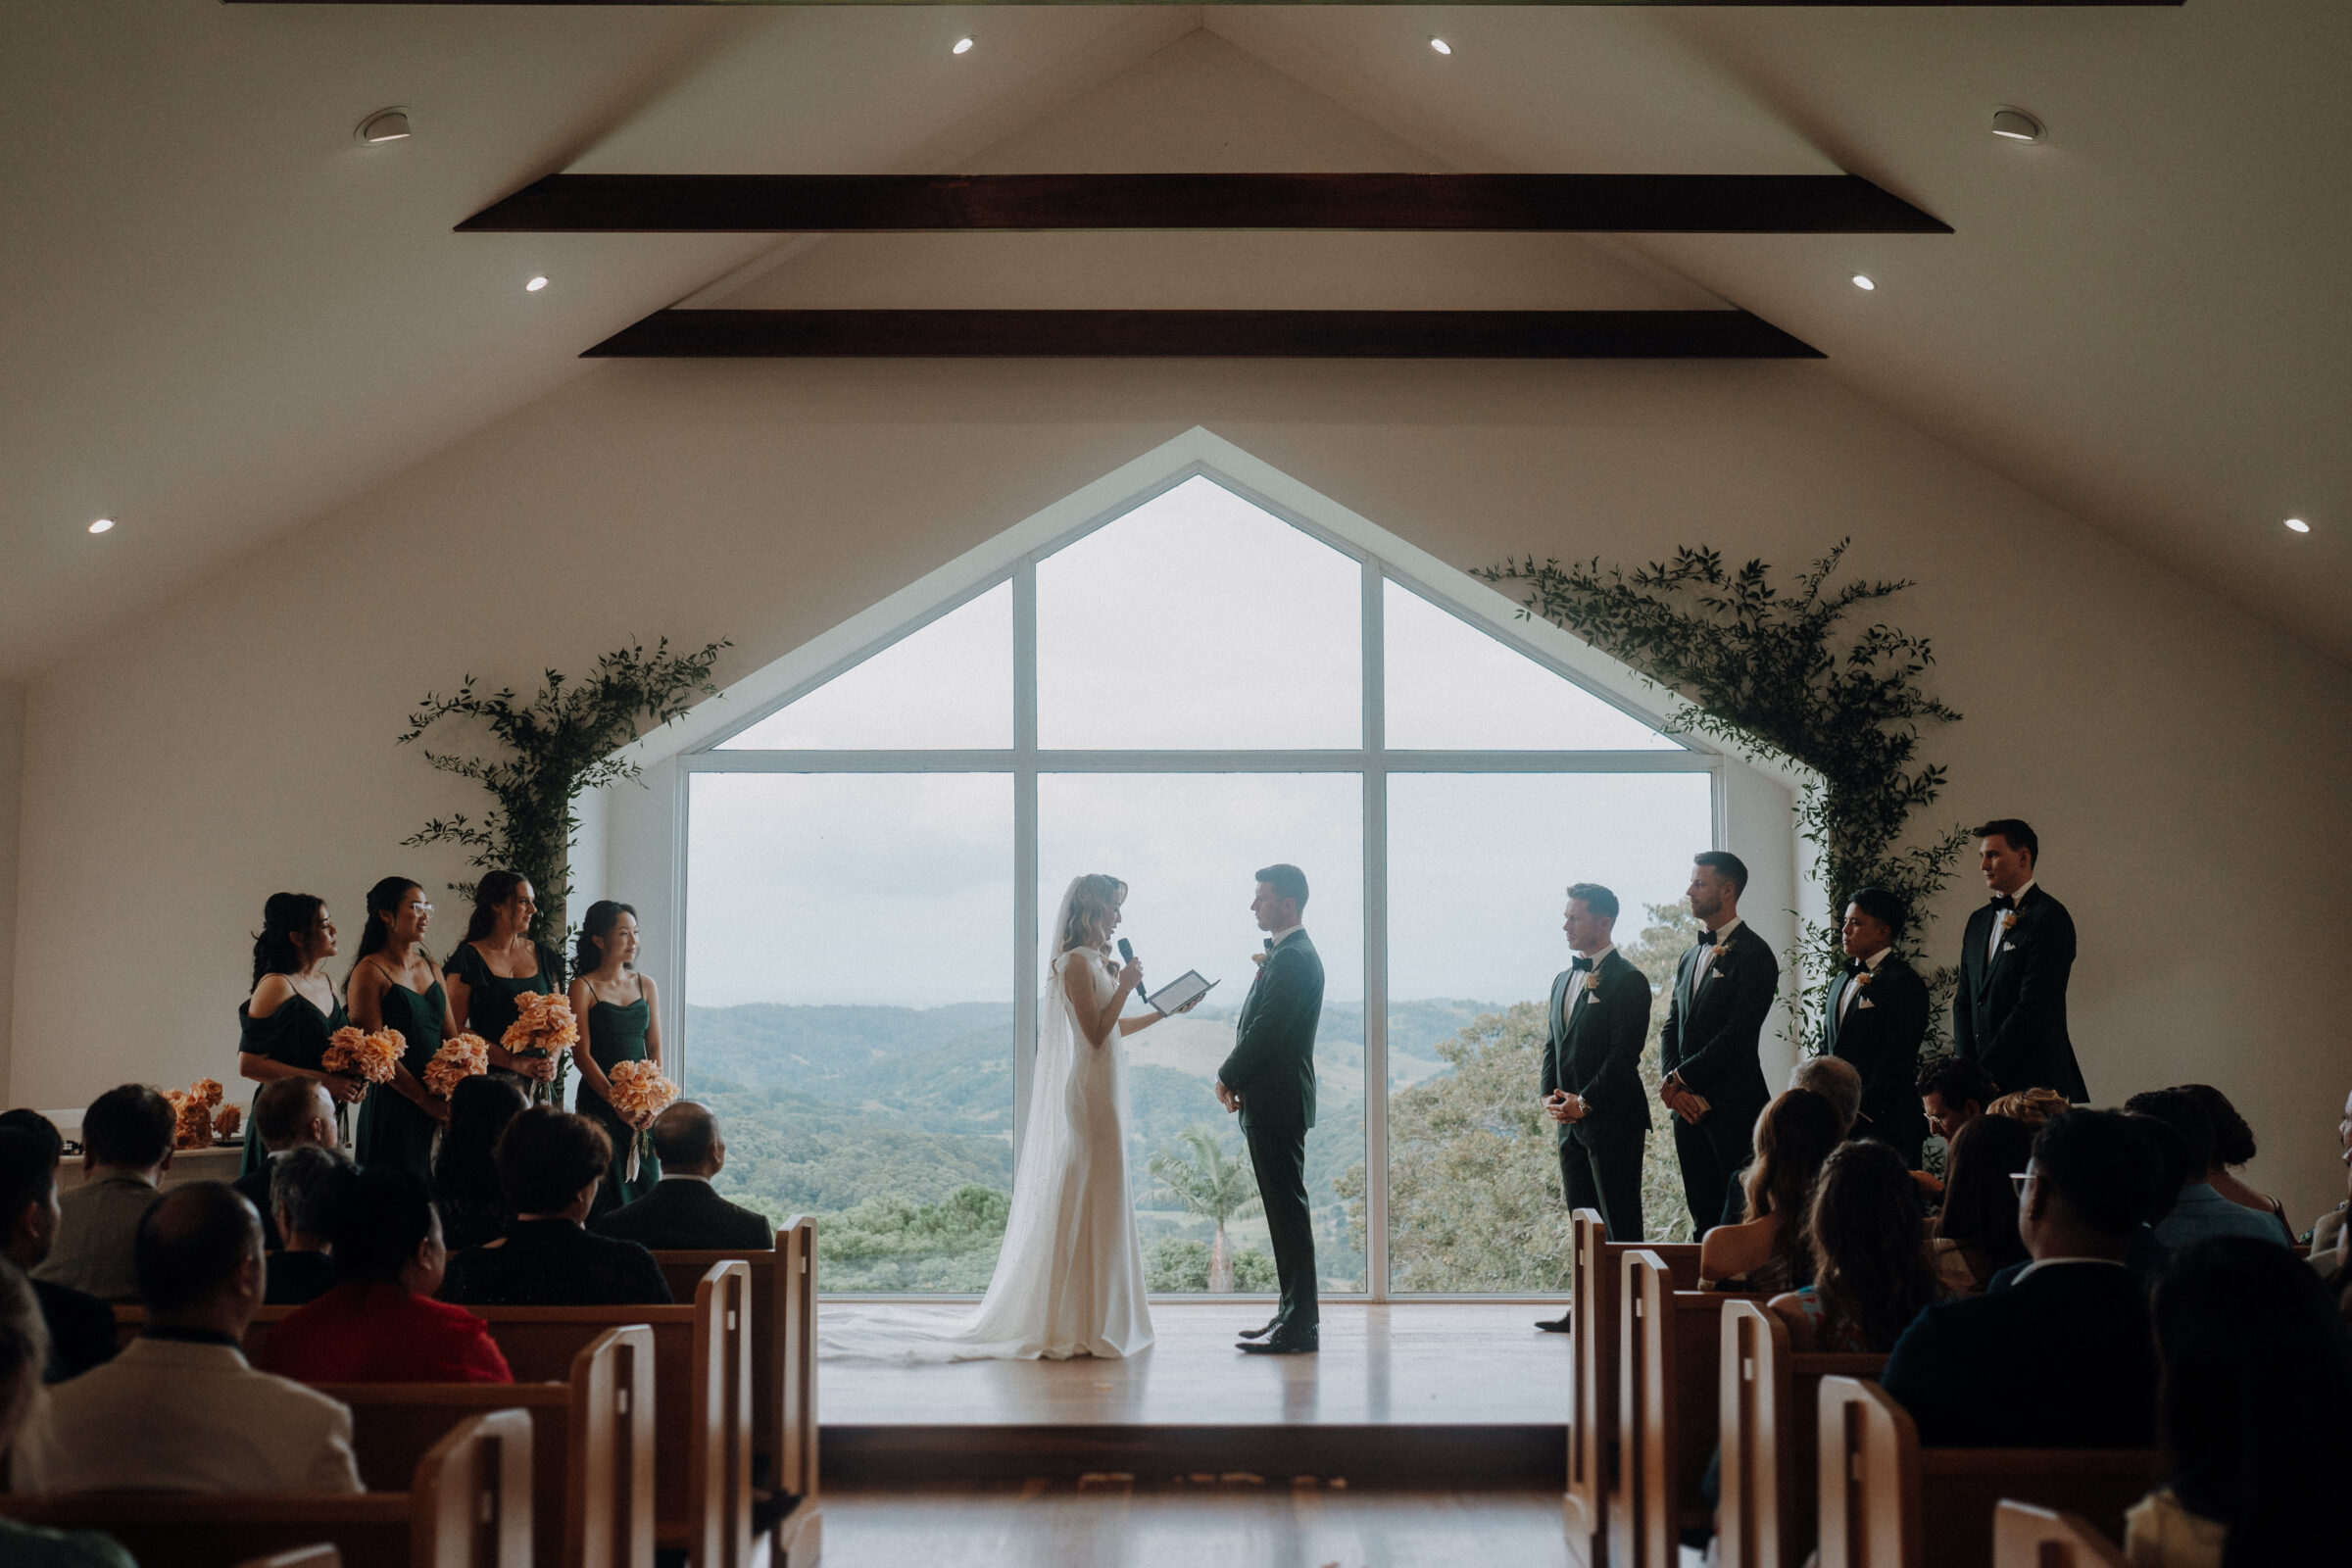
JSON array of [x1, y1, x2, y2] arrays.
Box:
[[1144, 970, 1216, 1014]]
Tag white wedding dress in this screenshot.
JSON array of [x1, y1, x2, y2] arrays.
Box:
[[817, 887, 1155, 1362]]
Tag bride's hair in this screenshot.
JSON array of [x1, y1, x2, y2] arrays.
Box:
[[1057, 875, 1128, 955]]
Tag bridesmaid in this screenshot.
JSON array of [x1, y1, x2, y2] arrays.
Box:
[[346, 876, 457, 1182], [444, 869, 566, 1102], [235, 893, 366, 1172], [567, 900, 663, 1219]]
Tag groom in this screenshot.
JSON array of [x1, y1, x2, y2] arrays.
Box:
[[1216, 863, 1324, 1355]]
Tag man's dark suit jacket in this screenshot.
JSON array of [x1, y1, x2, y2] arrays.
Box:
[[232, 1157, 283, 1251], [1539, 950, 1652, 1148], [1881, 1260, 2156, 1448], [1217, 931, 1323, 1133], [593, 1177, 775, 1252], [1822, 952, 1931, 1161], [439, 1218, 673, 1307], [1954, 886, 2088, 1102], [30, 1276, 117, 1382], [1660, 922, 1778, 1126]]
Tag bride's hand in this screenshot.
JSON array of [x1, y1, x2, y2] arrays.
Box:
[[1117, 958, 1143, 992]]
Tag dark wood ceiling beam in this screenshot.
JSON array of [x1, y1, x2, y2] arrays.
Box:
[[581, 309, 1824, 360], [463, 172, 1945, 235], [237, 3, 2183, 9]]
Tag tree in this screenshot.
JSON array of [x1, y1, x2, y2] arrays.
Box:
[[1147, 1126, 1262, 1293]]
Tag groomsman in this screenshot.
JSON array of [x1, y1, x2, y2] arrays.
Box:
[[1536, 884, 1652, 1323], [1954, 819, 2088, 1102], [1659, 852, 1780, 1232], [1822, 888, 1931, 1166]]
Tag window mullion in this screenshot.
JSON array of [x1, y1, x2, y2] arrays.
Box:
[[1362, 559, 1390, 1303], [1012, 559, 1040, 1164]]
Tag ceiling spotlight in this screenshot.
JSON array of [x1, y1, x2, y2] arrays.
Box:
[[1990, 108, 2044, 144], [525, 275, 548, 292], [1851, 274, 1876, 291], [1429, 37, 1452, 56], [87, 517, 115, 535], [953, 36, 973, 55], [2286, 517, 2311, 533], [356, 108, 413, 145]]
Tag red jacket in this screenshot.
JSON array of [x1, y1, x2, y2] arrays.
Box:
[[259, 1282, 512, 1384]]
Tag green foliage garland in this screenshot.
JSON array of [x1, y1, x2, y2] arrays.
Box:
[[1483, 541, 1967, 1050], [399, 638, 730, 947]]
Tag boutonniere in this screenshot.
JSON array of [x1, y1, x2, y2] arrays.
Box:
[[1851, 969, 1876, 990], [2000, 910, 2019, 932], [1582, 970, 1602, 994]]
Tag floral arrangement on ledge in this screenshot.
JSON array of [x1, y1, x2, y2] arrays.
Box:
[[162, 1078, 228, 1150]]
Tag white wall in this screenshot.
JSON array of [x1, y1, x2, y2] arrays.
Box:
[[0, 682, 24, 1101]]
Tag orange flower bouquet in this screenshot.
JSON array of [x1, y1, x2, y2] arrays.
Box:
[[501, 993, 579, 1103], [422, 1033, 491, 1099], [162, 1077, 231, 1149], [323, 1025, 405, 1086], [212, 1103, 242, 1142], [605, 1059, 679, 1179]]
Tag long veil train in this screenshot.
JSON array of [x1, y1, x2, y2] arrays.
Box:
[[815, 877, 1156, 1362]]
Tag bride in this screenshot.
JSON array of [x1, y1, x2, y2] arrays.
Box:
[[818, 873, 1188, 1361]]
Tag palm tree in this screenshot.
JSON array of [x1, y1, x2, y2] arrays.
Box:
[[1148, 1126, 1262, 1292]]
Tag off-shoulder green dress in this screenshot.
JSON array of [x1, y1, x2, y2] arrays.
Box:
[[234, 985, 348, 1175]]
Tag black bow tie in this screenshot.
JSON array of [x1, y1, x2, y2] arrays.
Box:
[[1263, 937, 1275, 952], [1571, 956, 1594, 972], [1847, 958, 1870, 976], [1988, 893, 2016, 910]]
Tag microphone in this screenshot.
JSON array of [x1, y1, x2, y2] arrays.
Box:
[[1117, 938, 1137, 973]]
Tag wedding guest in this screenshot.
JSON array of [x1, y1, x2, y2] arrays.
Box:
[[1788, 1055, 1862, 1137], [0, 1264, 135, 1568], [262, 1145, 349, 1306], [0, 1109, 63, 1160], [346, 876, 456, 1184], [567, 901, 664, 1219], [1770, 1139, 1943, 1352], [1953, 819, 2087, 1101], [230, 1075, 336, 1251], [594, 1102, 773, 1252], [1660, 852, 1781, 1232], [0, 1131, 114, 1381], [33, 1085, 173, 1304], [20, 1184, 362, 1494], [438, 1108, 671, 1307], [1536, 881, 1652, 1285], [2124, 1236, 2352, 1567], [443, 870, 567, 1102], [2125, 1089, 2289, 1250], [432, 1075, 526, 1251], [1882, 1109, 2158, 1447], [1929, 1112, 2034, 1296], [1986, 1087, 2070, 1128], [2177, 1083, 2296, 1243], [234, 893, 363, 1176], [1698, 1088, 1843, 1293], [1821, 888, 1930, 1165], [2308, 1086, 2351, 1283], [260, 1167, 510, 1385], [1918, 1055, 1999, 1152]]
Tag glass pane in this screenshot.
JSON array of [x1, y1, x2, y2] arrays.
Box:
[[1036, 477, 1361, 750], [1383, 579, 1679, 751], [717, 582, 1012, 750], [1039, 772, 1366, 1294], [1382, 772, 1714, 1292], [685, 772, 1014, 1293]]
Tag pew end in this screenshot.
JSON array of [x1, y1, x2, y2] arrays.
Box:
[[235, 1548, 343, 1568], [1563, 1209, 1699, 1568], [1608, 1247, 1763, 1568], [1990, 1501, 2130, 1568], [1717, 1299, 1885, 1568]]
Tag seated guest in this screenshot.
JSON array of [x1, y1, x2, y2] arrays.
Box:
[[593, 1102, 775, 1251], [2311, 1087, 2350, 1283], [1882, 1109, 2159, 1448], [33, 1086, 174, 1304], [0, 1109, 64, 1161], [1770, 1139, 1943, 1352], [2125, 1236, 2352, 1567], [1788, 1056, 1863, 1139], [0, 1132, 115, 1381], [0, 1265, 135, 1568], [2175, 1083, 2296, 1245], [1698, 1089, 1843, 1293], [260, 1167, 509, 1385], [431, 1075, 526, 1252], [2125, 1089, 2288, 1250], [1917, 1055, 1997, 1152], [1930, 1112, 2035, 1295], [20, 1183, 362, 1493], [439, 1108, 671, 1307], [231, 1077, 337, 1252], [262, 1145, 349, 1306], [1986, 1086, 2070, 1127]]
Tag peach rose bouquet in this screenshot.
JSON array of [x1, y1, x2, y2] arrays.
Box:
[[423, 1032, 491, 1099], [605, 1059, 679, 1178], [502, 992, 579, 1104], [323, 1025, 406, 1086]]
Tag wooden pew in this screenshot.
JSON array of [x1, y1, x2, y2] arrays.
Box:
[[235, 1549, 343, 1568], [1607, 1249, 1765, 1568], [1990, 1501, 2130, 1568], [1564, 1209, 1699, 1568], [1717, 1299, 1886, 1568], [0, 1407, 532, 1568], [323, 1325, 655, 1568], [1815, 1377, 2160, 1568]]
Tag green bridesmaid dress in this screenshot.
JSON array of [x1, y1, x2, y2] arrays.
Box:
[[581, 987, 661, 1220], [233, 986, 348, 1175], [446, 942, 567, 1102], [355, 977, 446, 1185]]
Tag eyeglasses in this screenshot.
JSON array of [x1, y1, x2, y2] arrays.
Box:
[[2009, 1171, 2034, 1200]]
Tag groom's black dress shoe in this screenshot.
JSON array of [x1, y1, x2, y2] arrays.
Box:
[[1238, 1326, 1318, 1354], [1534, 1315, 1572, 1334], [1235, 1317, 1282, 1341]]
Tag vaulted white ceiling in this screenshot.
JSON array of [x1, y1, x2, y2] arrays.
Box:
[[3, 2, 2345, 677]]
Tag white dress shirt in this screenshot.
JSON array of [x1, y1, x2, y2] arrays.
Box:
[[1838, 945, 1891, 1021], [1692, 917, 1744, 992], [1565, 945, 1617, 1028], [1986, 880, 2035, 965]]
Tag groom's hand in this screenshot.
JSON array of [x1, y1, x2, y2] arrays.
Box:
[[1215, 1081, 1240, 1113]]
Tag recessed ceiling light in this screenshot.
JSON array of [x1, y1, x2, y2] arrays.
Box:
[[525, 275, 548, 293], [953, 37, 973, 55], [87, 517, 115, 535], [356, 108, 413, 145], [1851, 274, 1876, 291], [2285, 517, 2311, 533], [1429, 37, 1452, 56], [1990, 108, 2044, 144]]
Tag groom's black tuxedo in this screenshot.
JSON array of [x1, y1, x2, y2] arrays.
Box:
[[1822, 951, 1931, 1166], [1219, 929, 1323, 1333], [1659, 920, 1779, 1231], [1954, 886, 2086, 1102], [1539, 949, 1651, 1242]]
